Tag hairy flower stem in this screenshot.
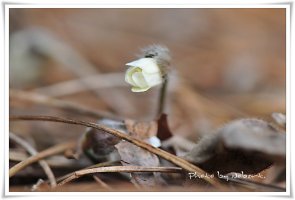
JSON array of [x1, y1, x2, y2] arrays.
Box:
[[157, 75, 168, 116]]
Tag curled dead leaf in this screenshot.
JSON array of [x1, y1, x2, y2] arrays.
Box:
[[78, 119, 124, 162], [115, 141, 166, 187], [184, 118, 286, 174]]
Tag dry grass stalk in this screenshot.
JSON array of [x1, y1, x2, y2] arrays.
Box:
[[9, 140, 76, 178], [58, 166, 182, 186], [9, 132, 57, 187]]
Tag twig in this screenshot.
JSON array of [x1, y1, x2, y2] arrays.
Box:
[[55, 160, 120, 183], [58, 166, 182, 186], [9, 139, 76, 178], [10, 89, 120, 120], [33, 73, 125, 97], [10, 115, 222, 187], [9, 152, 91, 169], [9, 132, 57, 187]]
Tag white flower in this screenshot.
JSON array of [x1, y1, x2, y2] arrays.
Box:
[[125, 58, 163, 92]]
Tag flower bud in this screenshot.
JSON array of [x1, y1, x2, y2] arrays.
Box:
[[125, 44, 171, 92], [125, 58, 163, 92]]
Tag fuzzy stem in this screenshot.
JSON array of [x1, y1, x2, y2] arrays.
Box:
[[157, 75, 168, 116]]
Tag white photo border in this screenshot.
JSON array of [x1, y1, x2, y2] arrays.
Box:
[[2, 1, 292, 198]]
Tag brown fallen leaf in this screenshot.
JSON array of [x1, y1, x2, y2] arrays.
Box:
[[115, 141, 166, 188], [116, 118, 167, 188], [184, 118, 286, 175], [124, 119, 158, 139], [78, 119, 124, 162], [80, 117, 162, 163], [78, 117, 168, 187]]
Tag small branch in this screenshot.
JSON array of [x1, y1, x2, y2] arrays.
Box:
[[9, 139, 76, 178], [10, 89, 120, 120], [55, 160, 119, 183], [9, 132, 57, 187], [9, 152, 91, 169], [10, 115, 222, 187], [58, 166, 182, 186]]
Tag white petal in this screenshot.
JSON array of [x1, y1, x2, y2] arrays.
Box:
[[126, 58, 160, 74], [131, 72, 148, 88], [131, 86, 150, 92], [125, 66, 138, 86], [141, 71, 163, 87]]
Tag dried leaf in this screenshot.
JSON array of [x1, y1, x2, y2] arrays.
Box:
[[125, 118, 161, 147], [124, 119, 157, 139], [184, 118, 285, 174], [80, 117, 163, 165], [78, 119, 124, 162], [116, 119, 166, 187], [116, 141, 159, 167], [115, 141, 166, 188]]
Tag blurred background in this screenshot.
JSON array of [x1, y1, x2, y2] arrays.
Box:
[[9, 8, 286, 178]]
